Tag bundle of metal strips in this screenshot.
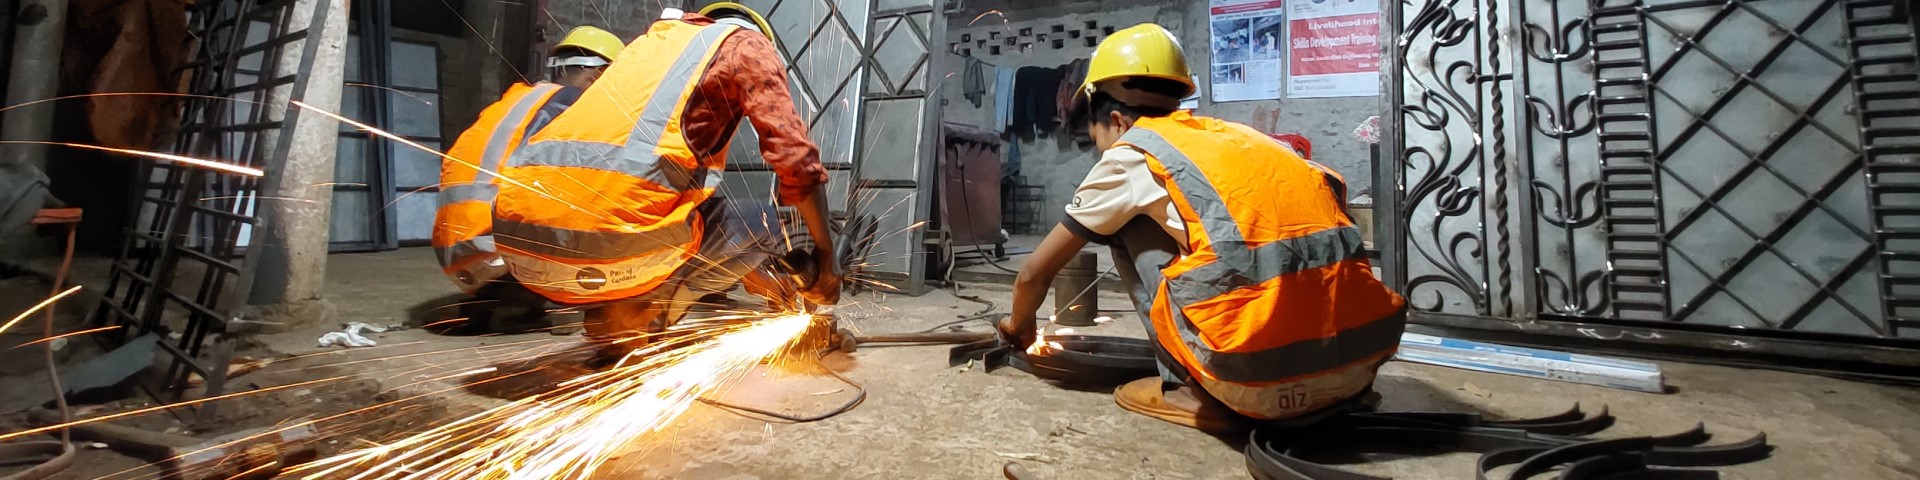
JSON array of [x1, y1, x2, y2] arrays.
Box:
[[1244, 404, 1773, 480]]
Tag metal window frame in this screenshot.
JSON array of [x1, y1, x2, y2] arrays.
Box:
[[853, 0, 942, 295], [329, 0, 397, 252]]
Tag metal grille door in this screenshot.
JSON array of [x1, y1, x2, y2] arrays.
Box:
[[858, 0, 941, 293], [1384, 0, 1920, 356], [694, 0, 940, 293]]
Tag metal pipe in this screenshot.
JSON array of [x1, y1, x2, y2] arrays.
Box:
[[1052, 251, 1099, 326], [853, 331, 993, 344], [0, 0, 69, 172]]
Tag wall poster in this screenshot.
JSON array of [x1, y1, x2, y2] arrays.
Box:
[[1286, 0, 1381, 98], [1208, 0, 1285, 102]]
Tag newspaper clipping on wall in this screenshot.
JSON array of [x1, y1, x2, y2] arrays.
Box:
[[1208, 0, 1286, 102]]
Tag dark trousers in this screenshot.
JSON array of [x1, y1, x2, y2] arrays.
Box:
[[461, 274, 550, 332], [1108, 217, 1387, 416], [583, 198, 785, 336], [1104, 217, 1193, 386]]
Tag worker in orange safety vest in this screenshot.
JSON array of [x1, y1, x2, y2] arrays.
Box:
[[430, 25, 624, 332], [996, 24, 1407, 434], [491, 3, 841, 352]]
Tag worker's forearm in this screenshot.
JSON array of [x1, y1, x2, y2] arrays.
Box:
[[794, 185, 835, 262], [1008, 224, 1090, 330], [1009, 266, 1054, 327]]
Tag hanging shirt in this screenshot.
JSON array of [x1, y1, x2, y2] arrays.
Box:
[[992, 66, 1016, 134]]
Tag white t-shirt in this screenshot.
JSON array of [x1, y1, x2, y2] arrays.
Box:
[[1061, 140, 1312, 246], [1061, 146, 1186, 246]]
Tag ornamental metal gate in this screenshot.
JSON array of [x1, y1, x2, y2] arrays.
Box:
[[695, 0, 943, 294], [1381, 0, 1920, 366]]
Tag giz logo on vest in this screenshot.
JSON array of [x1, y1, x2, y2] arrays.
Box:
[[575, 267, 608, 290], [574, 266, 648, 291]]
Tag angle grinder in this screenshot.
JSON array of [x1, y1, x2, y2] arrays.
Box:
[[772, 248, 854, 350], [774, 248, 822, 293]]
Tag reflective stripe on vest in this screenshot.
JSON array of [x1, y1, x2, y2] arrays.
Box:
[[481, 83, 564, 173], [437, 182, 498, 206], [433, 82, 564, 271], [492, 217, 697, 260], [1121, 126, 1402, 384], [495, 23, 735, 260], [492, 21, 741, 302]]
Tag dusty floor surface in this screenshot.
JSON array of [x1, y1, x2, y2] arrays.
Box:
[[2, 248, 1918, 479]]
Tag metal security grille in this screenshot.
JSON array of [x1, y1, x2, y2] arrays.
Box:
[[858, 0, 942, 293], [1382, 0, 1920, 362], [92, 0, 332, 420], [695, 0, 941, 293]]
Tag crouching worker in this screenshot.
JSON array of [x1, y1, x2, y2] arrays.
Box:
[[997, 24, 1407, 434], [431, 25, 623, 332], [490, 3, 841, 354]]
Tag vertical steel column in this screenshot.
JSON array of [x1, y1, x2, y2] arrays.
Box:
[[0, 0, 67, 172], [1377, 0, 1406, 294]]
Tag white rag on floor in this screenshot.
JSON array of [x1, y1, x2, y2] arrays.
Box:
[[317, 322, 391, 348]]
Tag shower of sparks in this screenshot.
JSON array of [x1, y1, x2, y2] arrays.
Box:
[[1, 141, 264, 177], [2, 5, 938, 477], [293, 100, 618, 222], [283, 312, 818, 480], [969, 10, 1008, 26], [10, 325, 120, 350], [346, 83, 438, 106], [0, 285, 82, 336], [0, 374, 357, 443], [1025, 317, 1064, 356]]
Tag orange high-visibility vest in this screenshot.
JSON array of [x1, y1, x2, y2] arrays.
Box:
[[1118, 112, 1407, 420], [432, 82, 565, 293], [492, 20, 740, 304]]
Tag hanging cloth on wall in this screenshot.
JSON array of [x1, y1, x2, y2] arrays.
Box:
[[1002, 135, 1021, 179], [1054, 58, 1089, 127], [963, 56, 989, 108], [993, 66, 1017, 135], [1011, 66, 1063, 135]]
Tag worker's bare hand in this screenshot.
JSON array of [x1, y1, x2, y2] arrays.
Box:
[[801, 250, 842, 306], [996, 314, 1036, 348]]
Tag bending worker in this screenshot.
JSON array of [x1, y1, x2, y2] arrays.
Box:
[[492, 4, 840, 350], [431, 25, 624, 332], [997, 24, 1407, 434]]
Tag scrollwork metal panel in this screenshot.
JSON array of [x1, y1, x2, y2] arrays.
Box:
[[1389, 0, 1920, 343], [1391, 0, 1516, 317]]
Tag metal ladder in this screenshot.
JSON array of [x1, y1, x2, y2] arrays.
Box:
[[1848, 0, 1920, 336], [88, 0, 332, 422], [1590, 0, 1669, 320]]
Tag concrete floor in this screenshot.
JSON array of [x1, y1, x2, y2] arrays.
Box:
[[5, 247, 1919, 479]]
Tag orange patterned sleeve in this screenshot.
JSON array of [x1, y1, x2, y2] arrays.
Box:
[[714, 32, 827, 205]]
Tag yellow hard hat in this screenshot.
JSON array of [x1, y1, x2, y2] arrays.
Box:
[[701, 2, 779, 52], [1070, 24, 1195, 117], [553, 26, 623, 64]]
